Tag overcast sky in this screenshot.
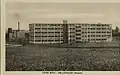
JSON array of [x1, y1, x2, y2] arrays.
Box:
[[6, 0, 120, 30]]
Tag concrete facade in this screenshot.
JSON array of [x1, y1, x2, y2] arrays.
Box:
[[29, 21, 112, 44]]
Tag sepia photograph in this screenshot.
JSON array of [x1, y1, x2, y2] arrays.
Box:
[[4, 0, 120, 72]]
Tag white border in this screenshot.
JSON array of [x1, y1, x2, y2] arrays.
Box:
[[1, 0, 120, 75]]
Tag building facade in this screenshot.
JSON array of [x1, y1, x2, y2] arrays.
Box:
[[29, 21, 112, 44]]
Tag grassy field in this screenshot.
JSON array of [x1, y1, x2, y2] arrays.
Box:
[[6, 44, 120, 71]]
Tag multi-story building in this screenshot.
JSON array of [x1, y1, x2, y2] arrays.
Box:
[[29, 23, 63, 44], [29, 20, 112, 44]]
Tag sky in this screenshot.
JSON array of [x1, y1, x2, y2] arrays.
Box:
[[5, 0, 120, 30]]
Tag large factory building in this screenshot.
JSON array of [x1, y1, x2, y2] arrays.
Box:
[[29, 20, 112, 44]]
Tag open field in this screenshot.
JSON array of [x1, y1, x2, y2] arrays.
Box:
[[6, 44, 120, 71]]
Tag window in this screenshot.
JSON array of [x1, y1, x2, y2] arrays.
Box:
[[42, 28, 47, 30], [35, 32, 41, 33], [91, 24, 95, 26], [42, 32, 47, 33], [102, 35, 106, 37], [82, 28, 84, 29], [91, 32, 95, 33], [107, 28, 111, 30], [70, 35, 75, 37], [35, 36, 41, 37], [82, 24, 84, 26], [107, 32, 111, 33], [70, 28, 75, 30], [78, 26, 81, 28], [97, 24, 101, 26], [82, 31, 85, 33], [76, 34, 81, 36], [102, 32, 105, 33], [96, 28, 101, 30], [76, 30, 81, 32], [88, 31, 90, 33], [90, 28, 95, 30], [42, 36, 47, 37], [48, 28, 54, 30], [102, 24, 105, 26], [35, 40, 41, 42], [76, 37, 81, 39], [35, 24, 40, 26], [107, 35, 111, 37], [35, 28, 41, 30], [70, 32, 74, 33], [96, 32, 101, 33], [55, 32, 60, 33], [96, 35, 101, 37]]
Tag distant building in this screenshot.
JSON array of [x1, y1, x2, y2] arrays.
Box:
[[29, 20, 112, 44], [12, 30, 29, 39], [6, 28, 29, 43]]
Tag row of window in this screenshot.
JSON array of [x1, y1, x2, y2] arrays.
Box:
[[35, 40, 63, 42], [35, 27, 111, 30], [82, 39, 107, 41], [31, 23, 111, 26], [29, 36, 60, 37], [30, 39, 108, 42], [35, 36, 63, 37], [35, 24, 75, 26], [82, 28, 111, 30], [32, 35, 111, 37], [82, 31, 111, 33], [35, 32, 63, 33], [35, 24, 62, 26], [82, 24, 110, 26], [35, 28, 63, 30], [82, 35, 111, 37], [35, 32, 75, 34], [88, 35, 111, 37]]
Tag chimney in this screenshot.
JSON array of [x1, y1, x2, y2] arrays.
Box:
[[18, 21, 20, 31]]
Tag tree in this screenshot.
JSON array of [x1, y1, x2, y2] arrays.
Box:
[[115, 26, 119, 33]]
